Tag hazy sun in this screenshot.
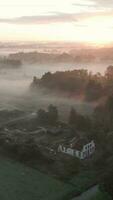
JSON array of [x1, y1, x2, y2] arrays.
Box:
[[78, 15, 113, 44]]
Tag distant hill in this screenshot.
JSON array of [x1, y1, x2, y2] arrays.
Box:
[[8, 47, 113, 64], [9, 52, 75, 64]]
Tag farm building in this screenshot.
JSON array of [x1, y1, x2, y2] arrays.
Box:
[[58, 137, 95, 160]]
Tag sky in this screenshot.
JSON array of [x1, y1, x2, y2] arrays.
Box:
[[0, 0, 113, 44]]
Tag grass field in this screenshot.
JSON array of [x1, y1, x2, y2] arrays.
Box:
[[0, 156, 98, 200], [69, 170, 97, 193], [90, 191, 112, 200], [0, 156, 75, 200]]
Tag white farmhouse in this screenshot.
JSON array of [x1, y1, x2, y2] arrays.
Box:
[[58, 138, 95, 160]]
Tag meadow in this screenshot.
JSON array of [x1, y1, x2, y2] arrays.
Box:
[[0, 156, 75, 200]]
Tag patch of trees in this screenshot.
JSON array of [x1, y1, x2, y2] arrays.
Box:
[[68, 107, 92, 132], [9, 47, 113, 65], [85, 79, 104, 101], [0, 131, 53, 165], [9, 52, 75, 64], [94, 94, 113, 132], [91, 93, 113, 184], [91, 93, 113, 155], [38, 69, 89, 94], [31, 66, 113, 102], [37, 104, 58, 125], [83, 94, 113, 198], [0, 58, 22, 68], [37, 104, 92, 132]]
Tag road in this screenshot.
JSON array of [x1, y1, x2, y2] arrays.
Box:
[[71, 185, 99, 200]]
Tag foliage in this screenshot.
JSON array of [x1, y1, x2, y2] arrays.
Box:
[[68, 107, 78, 126], [0, 58, 22, 68], [31, 66, 113, 102], [85, 79, 103, 101], [37, 104, 58, 125], [30, 67, 108, 101], [68, 107, 92, 131], [94, 94, 113, 132]]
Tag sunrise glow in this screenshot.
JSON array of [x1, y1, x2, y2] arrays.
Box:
[[0, 0, 113, 45]]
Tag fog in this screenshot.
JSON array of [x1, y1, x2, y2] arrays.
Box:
[[0, 60, 110, 117]]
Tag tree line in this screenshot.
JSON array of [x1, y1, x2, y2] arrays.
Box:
[[31, 65, 113, 102]]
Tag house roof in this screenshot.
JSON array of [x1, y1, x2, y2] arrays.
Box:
[[62, 136, 92, 151], [70, 137, 90, 150]]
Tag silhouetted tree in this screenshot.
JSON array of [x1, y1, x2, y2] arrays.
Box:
[[85, 79, 103, 101], [48, 104, 58, 125], [68, 107, 77, 127], [68, 107, 92, 131], [37, 105, 58, 125], [37, 109, 48, 124]]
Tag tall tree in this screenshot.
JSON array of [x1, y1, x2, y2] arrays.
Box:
[[37, 109, 48, 124], [48, 104, 58, 125], [68, 107, 77, 126]]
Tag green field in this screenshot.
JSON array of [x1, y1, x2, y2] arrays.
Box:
[[69, 170, 97, 193], [0, 157, 75, 200], [90, 191, 112, 200], [0, 156, 98, 200]]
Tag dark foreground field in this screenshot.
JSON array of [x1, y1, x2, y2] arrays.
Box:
[[0, 155, 98, 200], [0, 156, 76, 200]]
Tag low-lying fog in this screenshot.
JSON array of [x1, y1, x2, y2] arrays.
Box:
[[0, 60, 110, 118]]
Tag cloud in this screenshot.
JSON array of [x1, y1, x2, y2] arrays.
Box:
[[72, 3, 97, 8], [95, 0, 113, 6], [0, 9, 113, 26], [0, 13, 77, 25], [73, 0, 113, 10]]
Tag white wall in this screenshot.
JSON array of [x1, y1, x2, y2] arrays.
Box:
[[58, 140, 95, 160]]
